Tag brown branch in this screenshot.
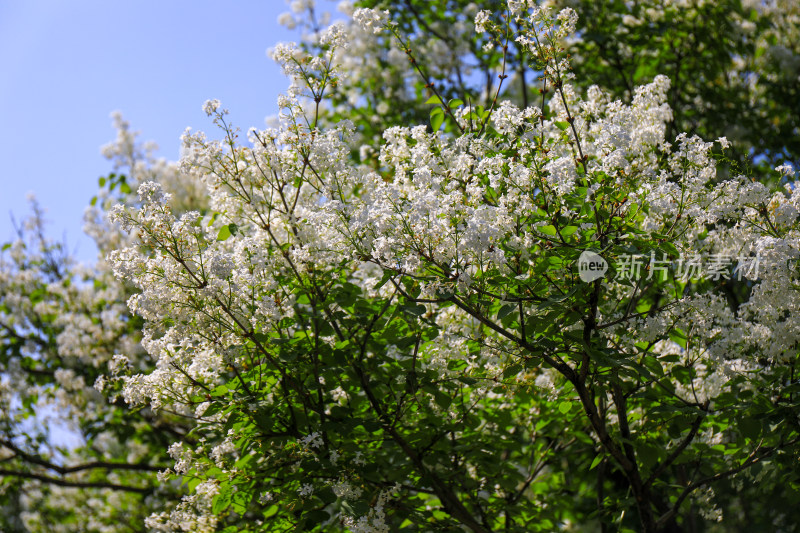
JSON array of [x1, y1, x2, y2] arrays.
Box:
[[0, 469, 153, 495], [654, 439, 794, 529], [447, 294, 571, 378], [351, 311, 490, 533], [354, 364, 490, 533], [0, 438, 167, 475], [388, 26, 465, 134], [645, 414, 704, 488]]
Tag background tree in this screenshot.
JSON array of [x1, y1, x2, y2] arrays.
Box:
[[0, 115, 201, 532], [1, 1, 799, 532], [335, 0, 799, 169]]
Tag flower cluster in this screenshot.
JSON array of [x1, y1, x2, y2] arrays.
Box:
[[5, 1, 800, 531]]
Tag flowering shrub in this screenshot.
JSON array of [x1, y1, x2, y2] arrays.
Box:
[[2, 1, 800, 532]]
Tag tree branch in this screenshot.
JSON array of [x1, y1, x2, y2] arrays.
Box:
[[0, 469, 153, 495], [0, 438, 167, 475]]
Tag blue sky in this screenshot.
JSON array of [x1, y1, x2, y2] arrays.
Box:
[[0, 1, 302, 263]]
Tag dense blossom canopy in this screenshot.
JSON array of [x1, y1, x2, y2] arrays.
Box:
[[1, 1, 799, 532]]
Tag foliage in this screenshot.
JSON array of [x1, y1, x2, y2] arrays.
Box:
[[343, 0, 800, 170], [1, 1, 799, 532]]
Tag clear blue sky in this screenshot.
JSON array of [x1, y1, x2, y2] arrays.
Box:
[[0, 0, 300, 263]]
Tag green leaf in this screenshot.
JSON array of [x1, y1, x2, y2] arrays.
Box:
[[638, 444, 661, 469], [425, 95, 444, 105], [217, 223, 238, 241], [558, 401, 572, 415], [448, 98, 464, 109], [739, 417, 761, 440], [540, 225, 557, 236], [374, 270, 394, 290], [304, 509, 330, 528], [403, 304, 426, 316], [433, 389, 452, 409], [212, 484, 232, 514], [590, 454, 603, 470], [561, 226, 579, 237], [430, 107, 444, 131], [210, 384, 229, 397], [231, 488, 252, 514], [217, 225, 232, 241], [554, 121, 569, 131], [503, 363, 522, 379], [497, 303, 516, 319]]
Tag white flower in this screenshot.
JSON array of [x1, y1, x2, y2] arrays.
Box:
[[353, 8, 389, 34], [136, 181, 169, 204], [202, 99, 221, 116], [300, 431, 324, 449], [290, 0, 312, 14], [277, 12, 297, 30], [337, 1, 354, 16], [506, 0, 526, 16], [775, 163, 795, 177], [332, 480, 363, 500], [475, 10, 491, 33], [622, 14, 642, 27], [93, 375, 107, 392], [108, 353, 130, 374], [556, 8, 578, 35]]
